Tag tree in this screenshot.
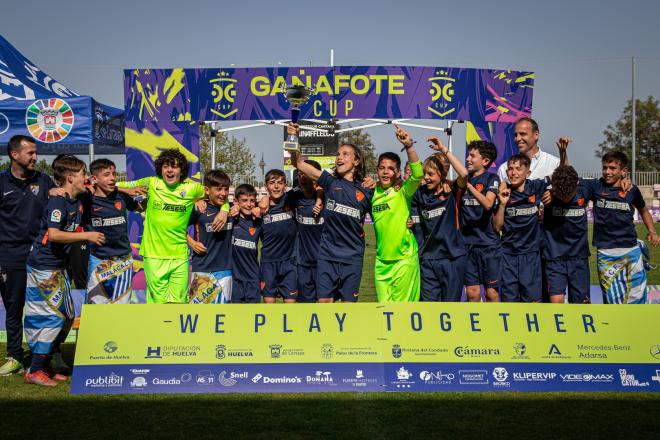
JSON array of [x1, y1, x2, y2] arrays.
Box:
[[0, 158, 53, 175], [596, 96, 660, 171], [198, 123, 256, 184], [339, 125, 378, 176]]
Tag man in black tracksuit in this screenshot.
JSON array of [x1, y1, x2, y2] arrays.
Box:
[[0, 135, 55, 375]]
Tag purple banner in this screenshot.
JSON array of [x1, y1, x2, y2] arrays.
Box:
[[123, 66, 534, 122], [70, 362, 660, 394]]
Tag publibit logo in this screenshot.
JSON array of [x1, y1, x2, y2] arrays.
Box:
[[26, 98, 74, 142]]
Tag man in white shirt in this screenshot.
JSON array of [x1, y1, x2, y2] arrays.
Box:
[[498, 117, 560, 181]]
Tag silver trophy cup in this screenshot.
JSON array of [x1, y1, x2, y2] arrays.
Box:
[[282, 84, 315, 152]]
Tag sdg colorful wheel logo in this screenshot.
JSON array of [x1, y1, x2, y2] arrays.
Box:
[[26, 98, 75, 142]]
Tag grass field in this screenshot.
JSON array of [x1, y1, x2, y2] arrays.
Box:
[[1, 225, 659, 438]]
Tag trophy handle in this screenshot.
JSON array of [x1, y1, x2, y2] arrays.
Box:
[[291, 108, 301, 124]]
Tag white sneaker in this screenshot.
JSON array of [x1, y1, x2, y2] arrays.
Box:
[[0, 357, 25, 376]]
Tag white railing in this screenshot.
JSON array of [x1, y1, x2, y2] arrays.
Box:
[[578, 171, 660, 186]]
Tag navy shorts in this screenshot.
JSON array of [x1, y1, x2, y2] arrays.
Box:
[[232, 279, 261, 303], [464, 244, 501, 290], [501, 252, 542, 302], [297, 264, 317, 303], [544, 257, 590, 303], [261, 260, 298, 300], [420, 255, 467, 302], [317, 259, 362, 302]]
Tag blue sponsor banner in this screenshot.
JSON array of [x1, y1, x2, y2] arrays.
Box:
[[71, 363, 385, 394], [384, 363, 660, 392], [70, 362, 660, 394]]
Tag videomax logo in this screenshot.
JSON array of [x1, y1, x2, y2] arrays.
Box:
[[26, 98, 74, 142]]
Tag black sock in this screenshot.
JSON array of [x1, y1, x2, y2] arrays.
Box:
[[29, 354, 50, 373]]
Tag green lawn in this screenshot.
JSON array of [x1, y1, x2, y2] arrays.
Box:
[[1, 225, 659, 438]]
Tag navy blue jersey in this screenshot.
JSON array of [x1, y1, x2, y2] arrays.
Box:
[[189, 203, 233, 272], [316, 171, 373, 264], [82, 190, 137, 259], [231, 215, 262, 281], [461, 172, 500, 246], [542, 184, 593, 260], [261, 190, 298, 262], [582, 178, 646, 249], [501, 179, 548, 254], [412, 182, 466, 259], [410, 203, 424, 249], [295, 190, 324, 266], [0, 170, 55, 268], [26, 195, 83, 270]]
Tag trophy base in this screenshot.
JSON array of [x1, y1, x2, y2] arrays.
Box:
[[283, 140, 301, 153]]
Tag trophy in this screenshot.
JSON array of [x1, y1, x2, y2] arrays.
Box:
[[282, 83, 315, 152]]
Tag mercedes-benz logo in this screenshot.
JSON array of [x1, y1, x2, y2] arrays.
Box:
[[650, 345, 660, 360]]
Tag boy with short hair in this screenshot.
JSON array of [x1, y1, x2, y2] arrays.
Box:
[[493, 154, 549, 302], [371, 125, 424, 302], [259, 169, 299, 303], [294, 160, 325, 303], [461, 140, 501, 302], [231, 184, 262, 303], [84, 158, 143, 304], [117, 149, 228, 304], [187, 170, 233, 304], [24, 155, 105, 386], [578, 151, 658, 303], [412, 138, 469, 302]]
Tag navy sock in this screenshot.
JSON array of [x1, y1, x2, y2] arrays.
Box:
[[29, 354, 50, 373]]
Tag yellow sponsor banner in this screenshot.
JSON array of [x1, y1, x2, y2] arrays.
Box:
[[75, 303, 660, 366]]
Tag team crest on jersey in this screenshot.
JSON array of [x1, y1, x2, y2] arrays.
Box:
[[29, 184, 40, 195], [356, 191, 364, 202], [577, 198, 585, 206], [114, 200, 122, 211], [249, 227, 256, 236], [438, 194, 446, 201], [618, 191, 626, 198], [475, 183, 484, 193], [528, 194, 536, 203], [180, 190, 187, 198]]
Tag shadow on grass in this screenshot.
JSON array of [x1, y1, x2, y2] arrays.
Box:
[[2, 346, 660, 439]]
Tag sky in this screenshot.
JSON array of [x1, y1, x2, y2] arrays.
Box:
[[3, 0, 660, 174]]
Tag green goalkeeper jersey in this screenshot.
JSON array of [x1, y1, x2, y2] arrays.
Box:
[[371, 161, 424, 260], [118, 176, 225, 259]]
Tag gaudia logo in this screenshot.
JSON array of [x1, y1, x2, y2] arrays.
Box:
[[103, 341, 118, 353], [26, 98, 74, 142], [391, 344, 402, 359]]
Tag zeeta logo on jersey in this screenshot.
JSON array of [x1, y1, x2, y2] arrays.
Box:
[[153, 201, 186, 212], [91, 216, 126, 227]]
